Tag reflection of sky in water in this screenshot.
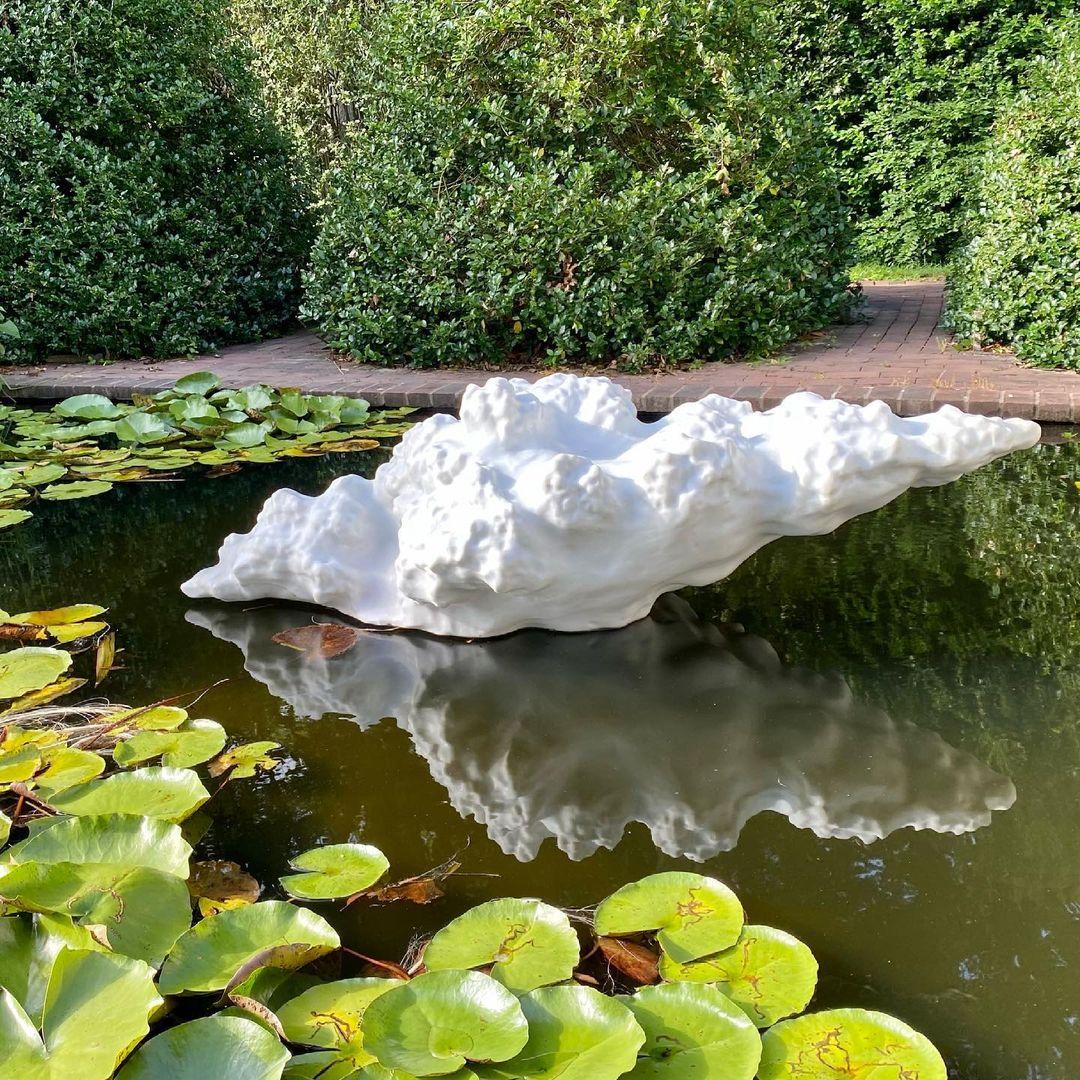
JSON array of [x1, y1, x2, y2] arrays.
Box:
[[190, 594, 1015, 862]]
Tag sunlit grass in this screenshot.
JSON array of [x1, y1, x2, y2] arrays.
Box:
[[849, 262, 946, 282]]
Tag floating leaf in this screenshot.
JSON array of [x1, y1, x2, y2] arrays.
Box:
[[8, 605, 106, 627], [39, 481, 114, 501], [595, 873, 743, 964], [0, 648, 72, 700], [114, 719, 227, 769], [116, 1014, 289, 1080], [94, 630, 116, 683], [364, 969, 529, 1076], [272, 624, 362, 660], [423, 898, 579, 993], [33, 747, 106, 798], [54, 394, 124, 420], [0, 746, 43, 784], [48, 767, 209, 822], [598, 937, 660, 986], [47, 622, 107, 645], [172, 371, 222, 396], [0, 810, 9, 846], [0, 509, 32, 530], [477, 985, 646, 1080], [758, 1009, 947, 1080], [208, 742, 281, 779], [114, 705, 189, 731], [280, 844, 389, 901], [355, 857, 461, 907], [158, 901, 341, 995], [222, 422, 274, 448], [0, 947, 160, 1079], [18, 464, 67, 486], [619, 983, 761, 1079], [114, 413, 174, 444], [313, 438, 381, 454], [658, 925, 817, 1028], [188, 860, 261, 917]]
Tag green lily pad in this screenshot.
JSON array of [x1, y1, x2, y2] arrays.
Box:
[[33, 748, 106, 798], [278, 977, 399, 1070], [0, 509, 32, 530], [476, 985, 645, 1080], [595, 873, 744, 964], [113, 705, 189, 731], [280, 844, 389, 901], [115, 412, 175, 444], [116, 1014, 289, 1080], [114, 719, 227, 769], [618, 983, 761, 1079], [54, 394, 125, 420], [39, 480, 114, 501], [172, 371, 222, 396], [4, 813, 192, 878], [221, 422, 273, 448], [0, 810, 9, 846], [208, 742, 282, 779], [158, 901, 341, 995], [658, 925, 818, 1028], [0, 648, 72, 700], [0, 947, 161, 1079], [48, 767, 210, 822], [18, 465, 67, 487], [0, 746, 43, 784], [8, 604, 106, 626], [363, 970, 529, 1077], [758, 1009, 947, 1080], [423, 898, 580, 993]]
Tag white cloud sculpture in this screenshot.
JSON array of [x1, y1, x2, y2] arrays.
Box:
[[187, 596, 1016, 862], [183, 377, 1039, 637]]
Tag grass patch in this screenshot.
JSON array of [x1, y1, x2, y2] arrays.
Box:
[[849, 262, 946, 282]]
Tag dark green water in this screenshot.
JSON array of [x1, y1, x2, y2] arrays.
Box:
[[2, 441, 1079, 1078]]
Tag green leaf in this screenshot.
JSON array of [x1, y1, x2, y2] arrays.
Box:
[[158, 901, 340, 996], [39, 480, 114, 501], [0, 648, 72, 699], [117, 1014, 289, 1080], [54, 395, 124, 421], [221, 422, 274, 448], [114, 720, 227, 769], [48, 767, 210, 822], [169, 396, 221, 426], [618, 983, 761, 1079], [658, 925, 818, 1028], [113, 705, 189, 731], [172, 372, 222, 396], [363, 970, 529, 1077], [0, 509, 32, 530], [423, 898, 580, 993], [476, 985, 645, 1080], [8, 605, 106, 626], [279, 844, 389, 901], [758, 1010, 947, 1080], [0, 811, 9, 846], [0, 746, 42, 784], [114, 413, 174, 444], [3, 813, 191, 878], [208, 741, 281, 779], [33, 748, 106, 798], [0, 947, 160, 1079], [595, 873, 743, 964]]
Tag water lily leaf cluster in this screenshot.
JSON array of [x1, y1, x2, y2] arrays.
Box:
[[0, 374, 415, 529]]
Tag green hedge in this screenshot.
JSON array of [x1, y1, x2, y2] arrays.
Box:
[[946, 19, 1080, 369], [302, 0, 854, 371], [0, 0, 307, 363], [774, 0, 1068, 264]]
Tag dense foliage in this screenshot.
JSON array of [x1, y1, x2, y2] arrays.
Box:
[[303, 0, 854, 371], [0, 0, 307, 363], [945, 19, 1080, 369], [774, 0, 1069, 263]]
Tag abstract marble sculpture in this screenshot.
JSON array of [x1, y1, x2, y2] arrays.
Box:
[[183, 376, 1040, 637], [188, 597, 1016, 861]]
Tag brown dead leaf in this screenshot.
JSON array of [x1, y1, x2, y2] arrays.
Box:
[[206, 462, 243, 478], [0, 624, 47, 642], [346, 857, 461, 907], [188, 859, 261, 913], [94, 631, 116, 684], [597, 936, 660, 985], [272, 623, 362, 660], [226, 995, 286, 1039]]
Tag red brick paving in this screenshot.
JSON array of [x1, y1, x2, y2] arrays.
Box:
[[5, 281, 1080, 421]]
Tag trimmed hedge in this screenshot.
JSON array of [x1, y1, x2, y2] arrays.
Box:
[[303, 0, 854, 371], [774, 0, 1068, 264], [0, 0, 307, 362], [946, 19, 1080, 369]]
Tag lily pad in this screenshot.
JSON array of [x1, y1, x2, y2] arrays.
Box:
[[0, 947, 160, 1079], [1, 676, 87, 714], [54, 394, 125, 420], [0, 746, 43, 784], [0, 810, 9, 846], [158, 901, 341, 995], [33, 748, 106, 798], [114, 705, 189, 731], [658, 925, 818, 1028], [476, 985, 645, 1080], [46, 621, 108, 645], [18, 465, 67, 486], [423, 898, 580, 993], [48, 767, 209, 822], [114, 719, 227, 769], [618, 983, 761, 1079], [39, 481, 114, 501], [363, 969, 529, 1077], [115, 413, 174, 444], [172, 371, 222, 396], [221, 422, 274, 448], [116, 1014, 289, 1080], [208, 741, 282, 779], [188, 859, 262, 917], [8, 605, 106, 626], [0, 648, 72, 700], [758, 1009, 947, 1080], [595, 873, 743, 964], [280, 844, 389, 901], [0, 509, 32, 530]]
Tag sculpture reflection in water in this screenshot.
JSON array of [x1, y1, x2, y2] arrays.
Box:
[[189, 596, 1015, 862]]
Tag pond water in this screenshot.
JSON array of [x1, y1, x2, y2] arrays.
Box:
[[3, 438, 1079, 1078]]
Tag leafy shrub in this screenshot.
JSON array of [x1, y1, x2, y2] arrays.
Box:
[[945, 19, 1080, 369], [0, 0, 308, 363], [774, 0, 1069, 263], [303, 0, 854, 371]]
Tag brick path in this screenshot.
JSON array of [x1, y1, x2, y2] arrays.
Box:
[[5, 281, 1080, 421]]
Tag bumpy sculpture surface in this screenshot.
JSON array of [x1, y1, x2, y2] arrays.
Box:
[[183, 376, 1040, 637]]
